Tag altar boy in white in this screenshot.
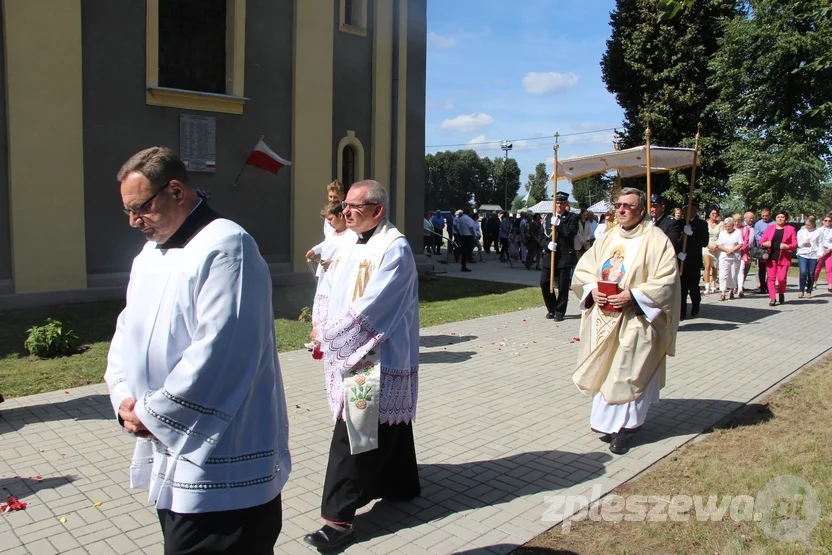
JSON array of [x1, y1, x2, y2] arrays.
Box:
[[303, 180, 421, 551], [104, 147, 291, 555], [571, 187, 681, 456]]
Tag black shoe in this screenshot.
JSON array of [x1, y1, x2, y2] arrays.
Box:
[[779, 293, 785, 304], [545, 312, 555, 319], [303, 524, 355, 552], [461, 268, 471, 272], [691, 303, 700, 317], [609, 433, 631, 455], [554, 313, 564, 322], [680, 313, 687, 321], [769, 298, 776, 306], [599, 433, 613, 443]]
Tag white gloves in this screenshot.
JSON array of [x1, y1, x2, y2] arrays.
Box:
[[684, 225, 693, 236], [552, 216, 561, 227], [677, 252, 687, 261], [548, 242, 557, 252]]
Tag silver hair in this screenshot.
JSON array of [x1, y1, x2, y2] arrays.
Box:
[[617, 187, 646, 207], [723, 216, 735, 226], [351, 179, 389, 216]]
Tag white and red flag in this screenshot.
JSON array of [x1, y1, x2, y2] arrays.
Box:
[[245, 138, 291, 174]]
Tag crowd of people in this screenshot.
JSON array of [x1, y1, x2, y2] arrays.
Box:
[[424, 200, 832, 311], [97, 149, 830, 555]]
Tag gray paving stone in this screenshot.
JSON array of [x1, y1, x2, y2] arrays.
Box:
[[2, 288, 831, 553]]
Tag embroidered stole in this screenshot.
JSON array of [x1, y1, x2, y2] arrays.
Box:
[[330, 220, 404, 454]]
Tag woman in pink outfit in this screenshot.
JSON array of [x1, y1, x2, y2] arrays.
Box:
[[759, 211, 798, 306]]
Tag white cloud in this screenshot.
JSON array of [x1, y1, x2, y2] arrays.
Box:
[[468, 134, 487, 144], [428, 32, 457, 48], [440, 113, 494, 133], [521, 71, 579, 94]]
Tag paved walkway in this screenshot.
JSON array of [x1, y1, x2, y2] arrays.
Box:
[[1, 277, 830, 555]]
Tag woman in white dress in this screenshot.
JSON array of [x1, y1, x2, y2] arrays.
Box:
[[716, 216, 743, 301], [703, 208, 723, 294]]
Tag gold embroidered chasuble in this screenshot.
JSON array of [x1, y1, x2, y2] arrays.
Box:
[[571, 221, 681, 404]]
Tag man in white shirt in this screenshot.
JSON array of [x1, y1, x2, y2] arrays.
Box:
[[457, 207, 477, 272], [105, 147, 291, 554]]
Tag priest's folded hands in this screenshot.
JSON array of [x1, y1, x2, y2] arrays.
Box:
[[591, 287, 633, 309], [118, 397, 153, 439]]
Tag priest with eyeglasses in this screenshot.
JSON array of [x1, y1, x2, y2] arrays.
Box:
[[570, 187, 681, 455], [304, 180, 421, 551], [104, 147, 291, 554]]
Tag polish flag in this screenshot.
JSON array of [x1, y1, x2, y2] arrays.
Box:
[[245, 139, 291, 174]]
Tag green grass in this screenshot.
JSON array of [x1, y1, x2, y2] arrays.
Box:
[[0, 277, 540, 398]]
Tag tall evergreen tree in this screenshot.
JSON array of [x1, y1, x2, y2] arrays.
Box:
[[710, 0, 832, 213], [601, 0, 738, 206]]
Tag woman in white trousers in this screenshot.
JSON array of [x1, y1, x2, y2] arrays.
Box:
[[717, 217, 743, 301]]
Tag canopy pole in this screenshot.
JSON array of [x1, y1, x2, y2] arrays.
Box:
[[645, 126, 653, 216], [680, 122, 702, 277], [550, 133, 559, 294]]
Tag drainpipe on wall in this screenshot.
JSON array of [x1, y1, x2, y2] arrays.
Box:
[[389, 0, 400, 225]]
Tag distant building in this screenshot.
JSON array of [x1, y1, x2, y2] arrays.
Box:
[[0, 0, 427, 308]]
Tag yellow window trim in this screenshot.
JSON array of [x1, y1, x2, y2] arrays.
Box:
[[146, 87, 248, 115], [146, 0, 247, 115], [337, 130, 366, 184], [339, 0, 367, 37]]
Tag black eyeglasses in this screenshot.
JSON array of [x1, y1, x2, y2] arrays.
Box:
[[340, 201, 379, 211], [123, 181, 171, 216]]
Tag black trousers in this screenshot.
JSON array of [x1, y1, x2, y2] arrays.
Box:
[[433, 227, 444, 252], [321, 420, 421, 523], [499, 237, 509, 260], [540, 267, 557, 314], [541, 265, 574, 316], [680, 269, 701, 316], [459, 235, 474, 269], [157, 494, 282, 555]]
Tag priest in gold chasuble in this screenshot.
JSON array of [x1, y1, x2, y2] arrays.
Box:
[[571, 187, 681, 455]]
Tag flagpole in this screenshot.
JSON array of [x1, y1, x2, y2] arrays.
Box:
[[232, 134, 264, 187], [680, 122, 702, 277], [550, 132, 559, 294], [645, 126, 653, 216]]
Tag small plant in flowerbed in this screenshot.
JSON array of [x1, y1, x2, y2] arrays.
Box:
[[24, 318, 84, 358]]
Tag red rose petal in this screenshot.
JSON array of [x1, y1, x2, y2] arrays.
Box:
[[1, 495, 27, 512]]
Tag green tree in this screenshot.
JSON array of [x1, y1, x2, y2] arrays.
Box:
[[601, 0, 737, 205], [424, 150, 521, 211], [511, 195, 526, 212], [572, 173, 614, 208], [525, 163, 550, 206], [710, 0, 832, 214], [490, 156, 522, 210]]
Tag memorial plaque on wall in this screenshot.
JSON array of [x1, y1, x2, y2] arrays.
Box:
[[179, 114, 217, 172]]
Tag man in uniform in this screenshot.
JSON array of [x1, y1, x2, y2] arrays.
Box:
[[542, 191, 580, 322], [677, 200, 709, 319], [650, 194, 683, 253]]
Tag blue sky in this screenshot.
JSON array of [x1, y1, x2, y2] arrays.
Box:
[[425, 0, 624, 199]]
